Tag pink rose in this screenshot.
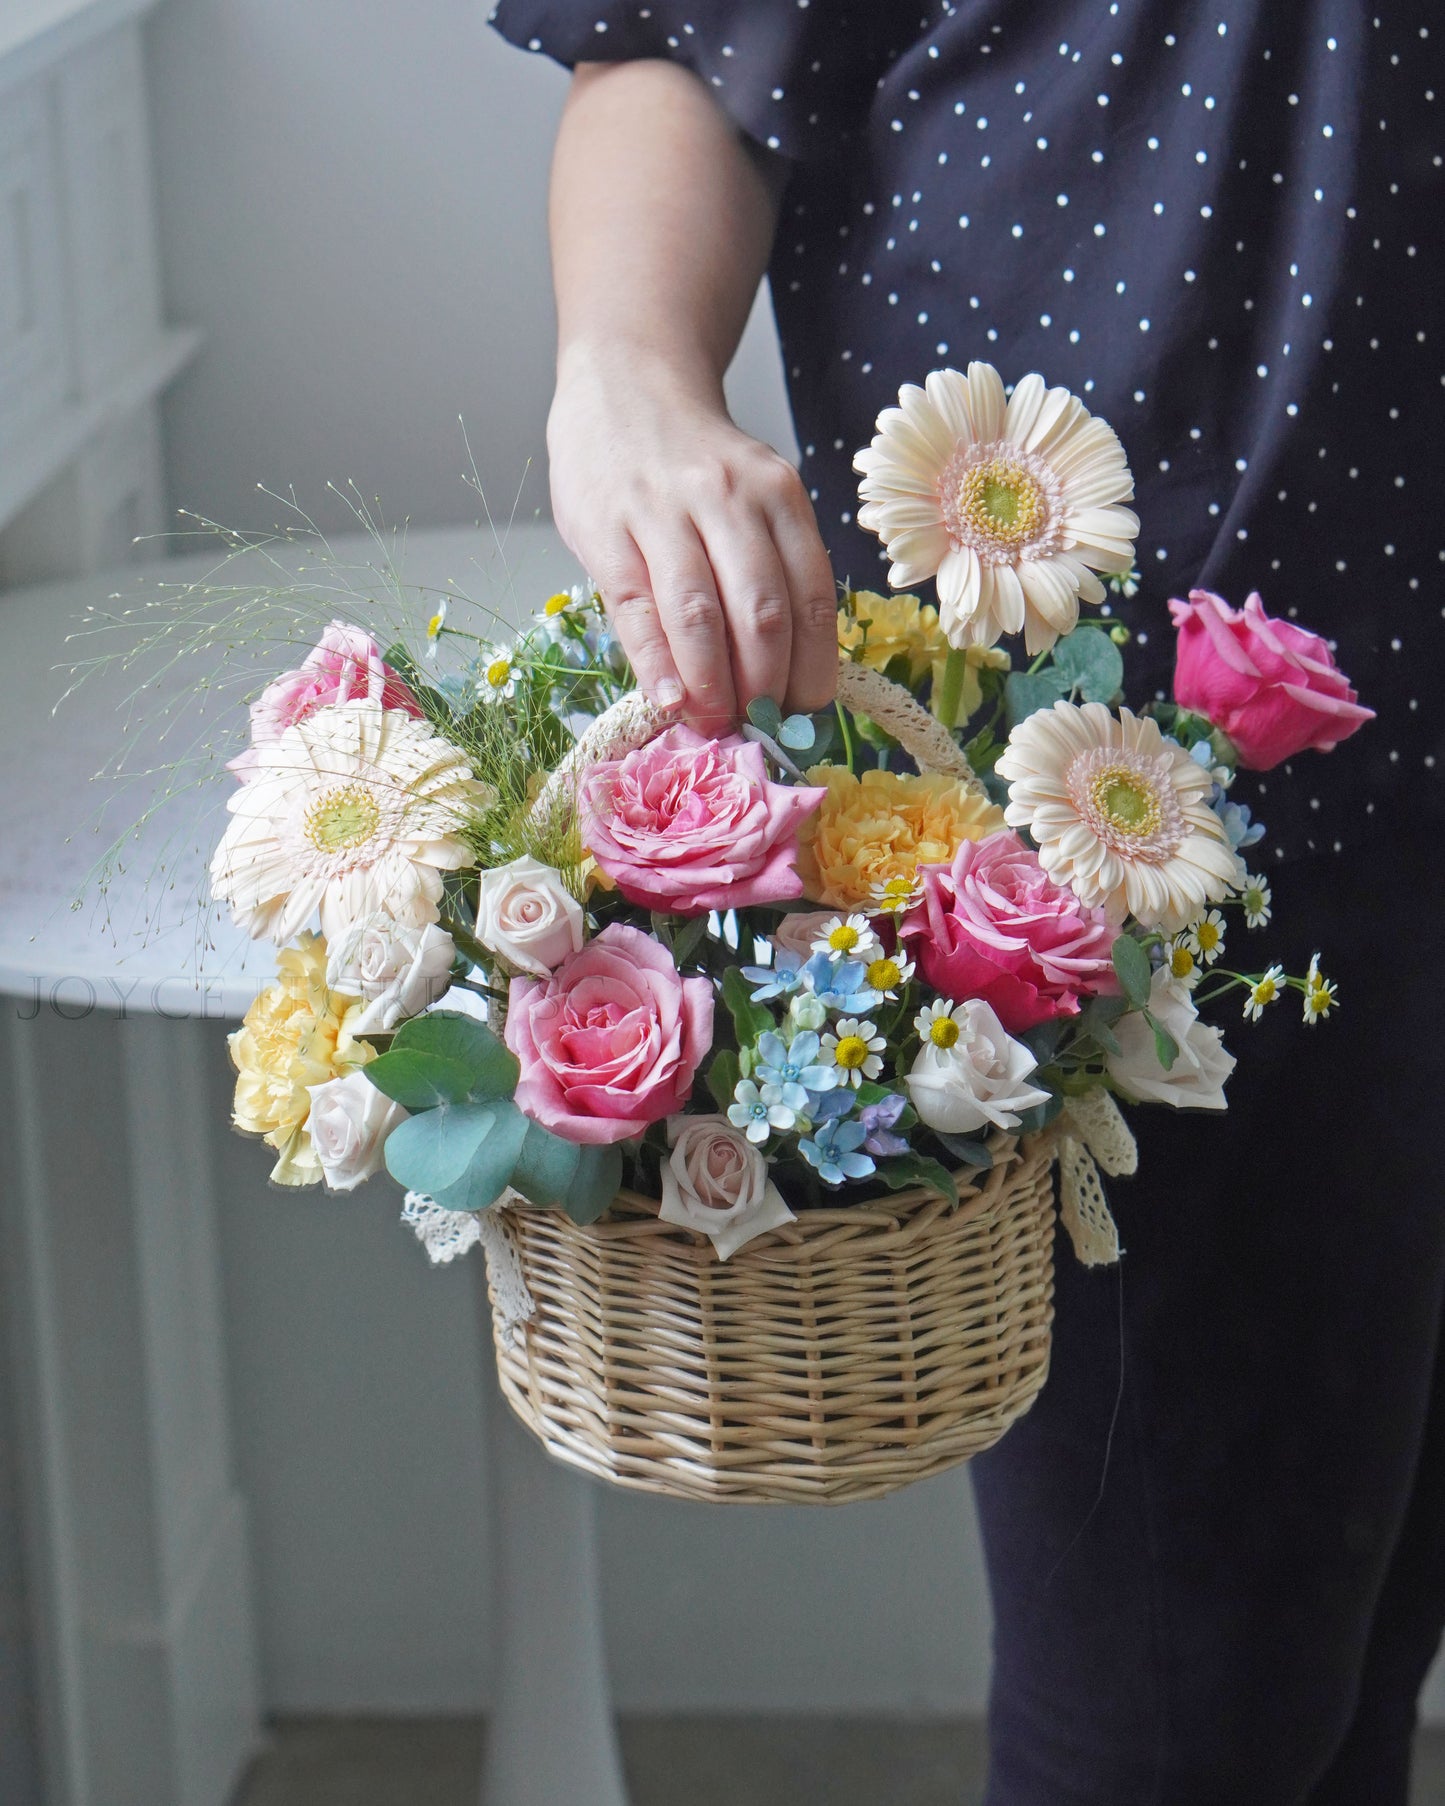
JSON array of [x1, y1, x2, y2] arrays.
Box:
[[771, 911, 841, 963], [577, 725, 824, 915], [504, 923, 714, 1145], [230, 620, 423, 779], [1168, 590, 1373, 771], [657, 1115, 795, 1260], [899, 830, 1119, 1033]]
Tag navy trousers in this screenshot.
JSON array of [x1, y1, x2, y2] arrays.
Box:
[[972, 818, 1445, 1803]]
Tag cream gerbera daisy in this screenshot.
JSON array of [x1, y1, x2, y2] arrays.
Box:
[[996, 701, 1239, 933], [853, 363, 1139, 655], [211, 698, 494, 944]]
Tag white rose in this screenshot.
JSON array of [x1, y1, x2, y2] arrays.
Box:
[[1106, 969, 1235, 1111], [305, 1069, 408, 1191], [343, 922, 457, 1035], [657, 1115, 796, 1261], [906, 999, 1051, 1135], [475, 855, 585, 978]]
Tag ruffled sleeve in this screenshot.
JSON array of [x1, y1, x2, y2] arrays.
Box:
[[488, 1, 892, 163]]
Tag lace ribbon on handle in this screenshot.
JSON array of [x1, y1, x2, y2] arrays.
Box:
[[401, 1191, 538, 1345], [1055, 1089, 1138, 1268]]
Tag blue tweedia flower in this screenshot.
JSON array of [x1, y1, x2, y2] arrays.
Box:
[[808, 1089, 856, 1127], [727, 1079, 793, 1144], [741, 951, 806, 1002], [1214, 797, 1266, 850], [859, 1092, 911, 1158], [803, 953, 884, 1014], [754, 1031, 836, 1110], [799, 1118, 876, 1187]]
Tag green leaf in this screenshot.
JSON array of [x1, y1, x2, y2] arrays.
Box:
[[803, 711, 835, 762], [1020, 1018, 1068, 1064], [778, 713, 816, 751], [1052, 626, 1125, 704], [1078, 993, 1128, 1057], [649, 911, 674, 951], [1015, 1093, 1066, 1135], [1111, 934, 1154, 1010], [707, 1049, 742, 1113], [873, 1155, 959, 1208], [934, 1133, 994, 1171], [363, 1048, 479, 1110], [567, 1146, 624, 1225], [1005, 668, 1070, 729], [509, 1122, 621, 1225], [721, 966, 773, 1048], [672, 913, 710, 967], [384, 1100, 529, 1212], [745, 695, 782, 738], [1144, 1009, 1181, 1072], [391, 1011, 519, 1100]]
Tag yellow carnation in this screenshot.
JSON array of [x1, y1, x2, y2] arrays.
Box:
[[837, 590, 947, 684], [229, 931, 375, 1186], [795, 766, 1006, 910]]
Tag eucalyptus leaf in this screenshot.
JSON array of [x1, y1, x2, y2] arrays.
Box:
[[1052, 626, 1125, 703], [1005, 668, 1070, 729], [383, 1100, 529, 1213], [745, 695, 782, 738], [1144, 1010, 1181, 1072], [392, 1012, 519, 1100], [1111, 934, 1154, 1010], [362, 1048, 479, 1110], [778, 713, 816, 751]]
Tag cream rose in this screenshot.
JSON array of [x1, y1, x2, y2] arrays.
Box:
[[906, 998, 1051, 1136], [475, 855, 585, 977], [657, 1115, 796, 1261], [1106, 970, 1235, 1111], [771, 911, 840, 963], [333, 921, 456, 1035], [305, 1069, 408, 1191]]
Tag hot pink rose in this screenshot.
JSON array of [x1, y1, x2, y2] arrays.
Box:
[[1168, 590, 1373, 771], [899, 830, 1119, 1033], [504, 923, 714, 1145], [229, 620, 423, 779], [577, 725, 824, 915]]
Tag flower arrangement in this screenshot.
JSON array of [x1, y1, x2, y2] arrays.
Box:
[[210, 365, 1370, 1265]]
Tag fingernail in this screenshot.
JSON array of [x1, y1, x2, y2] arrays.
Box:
[[651, 678, 685, 709]]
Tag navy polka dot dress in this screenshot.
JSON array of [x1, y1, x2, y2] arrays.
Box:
[[490, 1, 1443, 861]]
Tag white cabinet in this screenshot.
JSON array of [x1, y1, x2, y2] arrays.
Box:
[[0, 0, 200, 585]]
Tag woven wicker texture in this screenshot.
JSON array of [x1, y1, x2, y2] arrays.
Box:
[[488, 1134, 1057, 1505]]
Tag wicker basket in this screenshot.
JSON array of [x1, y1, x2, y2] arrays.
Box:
[[487, 1133, 1057, 1505], [485, 661, 1059, 1505]]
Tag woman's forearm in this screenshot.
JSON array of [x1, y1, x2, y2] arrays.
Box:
[[543, 60, 838, 723]]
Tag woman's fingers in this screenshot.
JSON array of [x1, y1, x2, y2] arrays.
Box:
[[586, 533, 685, 709], [696, 511, 794, 712], [763, 469, 842, 715], [604, 527, 739, 730]]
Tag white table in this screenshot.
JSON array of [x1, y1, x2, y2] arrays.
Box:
[[0, 525, 630, 1806]]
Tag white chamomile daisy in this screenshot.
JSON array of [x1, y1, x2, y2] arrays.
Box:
[[477, 645, 518, 704], [425, 595, 448, 658], [813, 914, 884, 964], [996, 701, 1239, 933], [1185, 909, 1227, 966], [915, 997, 967, 1049], [1243, 965, 1285, 1022], [821, 1017, 886, 1087], [869, 871, 923, 916], [1303, 967, 1338, 1025], [853, 362, 1139, 655], [863, 951, 915, 1001], [1164, 938, 1201, 989], [1241, 875, 1273, 929]]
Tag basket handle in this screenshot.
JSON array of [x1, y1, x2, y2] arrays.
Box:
[[530, 657, 987, 829]]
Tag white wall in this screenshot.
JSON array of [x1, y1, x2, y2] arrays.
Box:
[[144, 0, 796, 543]]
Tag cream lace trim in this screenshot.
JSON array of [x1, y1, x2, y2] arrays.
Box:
[[1056, 1089, 1138, 1268]]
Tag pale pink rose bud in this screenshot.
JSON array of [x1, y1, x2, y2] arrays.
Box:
[[475, 856, 585, 978], [305, 1069, 408, 1191], [657, 1116, 796, 1260]]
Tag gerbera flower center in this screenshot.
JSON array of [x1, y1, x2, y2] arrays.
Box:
[[305, 783, 381, 854], [1064, 746, 1188, 866], [939, 441, 1064, 566], [930, 1018, 961, 1049], [834, 1035, 871, 1070]]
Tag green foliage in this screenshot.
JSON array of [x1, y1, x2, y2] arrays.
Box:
[[1005, 668, 1071, 728], [364, 1011, 519, 1109], [707, 1049, 742, 1114], [511, 1122, 622, 1225], [721, 966, 774, 1048], [1111, 934, 1154, 1010], [934, 1133, 994, 1171], [873, 1154, 959, 1208], [384, 1100, 529, 1212], [1144, 1009, 1181, 1071], [1077, 993, 1129, 1057], [746, 695, 782, 738], [1051, 626, 1125, 704], [1015, 1093, 1066, 1134]]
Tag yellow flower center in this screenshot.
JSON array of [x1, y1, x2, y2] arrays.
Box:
[[834, 1034, 871, 1070], [1253, 976, 1279, 1005], [929, 1017, 961, 1049], [828, 923, 861, 953], [955, 456, 1048, 552], [1309, 985, 1335, 1015], [1090, 764, 1164, 837], [544, 592, 571, 616], [1169, 945, 1196, 980], [867, 957, 902, 990], [1194, 918, 1223, 953], [305, 783, 381, 854], [485, 656, 513, 689], [426, 612, 445, 639]]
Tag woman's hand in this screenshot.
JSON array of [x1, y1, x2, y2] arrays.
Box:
[[548, 344, 838, 728], [546, 59, 840, 730]]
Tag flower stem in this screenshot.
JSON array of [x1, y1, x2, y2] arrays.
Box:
[[835, 700, 857, 772], [933, 646, 968, 728]]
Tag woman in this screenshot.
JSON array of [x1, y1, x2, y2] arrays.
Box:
[[490, 6, 1444, 1799]]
